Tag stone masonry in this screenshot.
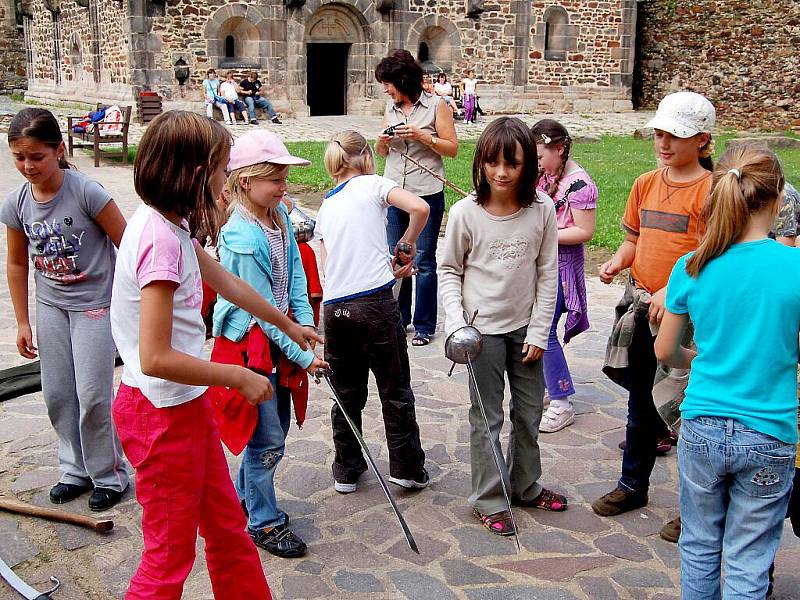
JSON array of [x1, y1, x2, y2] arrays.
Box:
[[20, 0, 638, 117], [636, 0, 800, 132], [0, 0, 27, 96]]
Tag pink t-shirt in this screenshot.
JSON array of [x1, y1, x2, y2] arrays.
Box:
[[537, 166, 598, 230], [110, 204, 206, 408]]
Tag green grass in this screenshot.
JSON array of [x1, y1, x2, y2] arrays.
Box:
[[285, 137, 800, 250]]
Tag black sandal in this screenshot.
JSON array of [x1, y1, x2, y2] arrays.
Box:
[[411, 333, 431, 346]]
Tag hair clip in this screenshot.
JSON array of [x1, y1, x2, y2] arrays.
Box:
[[728, 168, 741, 179], [540, 133, 552, 145], [335, 140, 345, 149]]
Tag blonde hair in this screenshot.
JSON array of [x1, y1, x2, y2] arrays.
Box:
[[226, 161, 288, 233], [685, 145, 785, 277], [324, 130, 375, 179]]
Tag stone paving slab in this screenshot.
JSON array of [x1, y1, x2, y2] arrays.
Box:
[[1, 119, 798, 600], [0, 96, 655, 145]]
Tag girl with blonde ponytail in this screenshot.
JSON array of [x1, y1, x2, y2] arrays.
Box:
[[317, 130, 431, 495], [655, 145, 796, 599]]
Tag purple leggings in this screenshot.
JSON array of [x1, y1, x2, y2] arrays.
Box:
[[543, 282, 575, 400], [463, 94, 476, 123]]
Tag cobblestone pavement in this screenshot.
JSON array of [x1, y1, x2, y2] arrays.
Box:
[[0, 96, 654, 143], [1, 124, 799, 600]]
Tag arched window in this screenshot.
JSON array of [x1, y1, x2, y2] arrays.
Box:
[[543, 6, 569, 61], [418, 41, 429, 64], [217, 17, 260, 68]]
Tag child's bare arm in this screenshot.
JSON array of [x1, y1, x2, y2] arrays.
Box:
[[654, 310, 696, 368], [94, 200, 127, 248], [558, 208, 596, 245], [599, 231, 638, 283], [139, 280, 273, 404], [387, 187, 430, 248], [195, 244, 321, 348], [6, 227, 36, 358]]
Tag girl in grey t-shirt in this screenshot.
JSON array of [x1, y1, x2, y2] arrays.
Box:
[[1, 108, 129, 510]]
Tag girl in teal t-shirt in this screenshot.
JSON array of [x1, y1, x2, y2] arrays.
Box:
[[655, 145, 797, 600]]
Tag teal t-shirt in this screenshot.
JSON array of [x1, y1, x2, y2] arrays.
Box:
[[666, 239, 800, 444]]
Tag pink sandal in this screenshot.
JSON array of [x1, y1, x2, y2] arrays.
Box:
[[528, 488, 568, 511], [473, 508, 516, 536]]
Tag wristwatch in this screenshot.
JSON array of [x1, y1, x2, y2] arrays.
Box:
[[430, 135, 438, 147]]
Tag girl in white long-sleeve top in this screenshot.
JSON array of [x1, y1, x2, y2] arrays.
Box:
[[439, 116, 567, 537]]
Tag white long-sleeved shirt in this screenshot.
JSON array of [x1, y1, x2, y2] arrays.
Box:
[[439, 191, 558, 349]]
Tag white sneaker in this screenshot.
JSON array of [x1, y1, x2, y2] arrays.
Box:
[[388, 468, 429, 490], [539, 406, 575, 433], [334, 481, 356, 494]]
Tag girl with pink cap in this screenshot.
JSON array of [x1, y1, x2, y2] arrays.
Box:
[[211, 130, 328, 559]]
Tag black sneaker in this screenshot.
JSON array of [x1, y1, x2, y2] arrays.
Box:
[[271, 116, 282, 125], [49, 482, 92, 504], [249, 524, 307, 558], [388, 467, 430, 490], [88, 486, 127, 511], [249, 119, 259, 125]]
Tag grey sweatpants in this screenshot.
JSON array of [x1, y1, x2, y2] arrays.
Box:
[[468, 326, 545, 514], [36, 302, 128, 492]]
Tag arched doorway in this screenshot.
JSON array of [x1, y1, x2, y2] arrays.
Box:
[[305, 4, 366, 116]]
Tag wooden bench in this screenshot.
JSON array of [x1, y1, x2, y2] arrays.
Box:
[[67, 104, 132, 167]]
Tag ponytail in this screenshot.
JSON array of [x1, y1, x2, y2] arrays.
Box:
[[324, 130, 375, 180], [685, 145, 785, 277], [698, 137, 715, 172]]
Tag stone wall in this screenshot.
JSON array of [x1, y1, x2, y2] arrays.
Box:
[[24, 0, 132, 107], [0, 0, 27, 95], [20, 0, 636, 115], [637, 0, 799, 131]]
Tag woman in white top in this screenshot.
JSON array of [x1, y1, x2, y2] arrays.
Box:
[[434, 72, 461, 116]]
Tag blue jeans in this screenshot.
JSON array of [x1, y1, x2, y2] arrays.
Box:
[[679, 416, 795, 600], [542, 281, 575, 401], [235, 374, 292, 530], [386, 190, 445, 337], [244, 96, 277, 121], [226, 99, 247, 118]]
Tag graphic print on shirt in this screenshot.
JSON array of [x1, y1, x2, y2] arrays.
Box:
[[640, 209, 689, 234], [488, 237, 529, 269], [24, 216, 88, 284]]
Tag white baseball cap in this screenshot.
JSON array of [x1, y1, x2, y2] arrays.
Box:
[[644, 91, 716, 138]]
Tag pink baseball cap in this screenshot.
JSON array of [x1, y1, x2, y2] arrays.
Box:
[[228, 130, 311, 171]]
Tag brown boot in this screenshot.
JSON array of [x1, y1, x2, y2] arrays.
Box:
[[659, 516, 681, 543], [591, 487, 648, 516]]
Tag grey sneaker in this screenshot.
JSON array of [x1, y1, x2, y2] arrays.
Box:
[[334, 480, 357, 494], [388, 468, 430, 490]]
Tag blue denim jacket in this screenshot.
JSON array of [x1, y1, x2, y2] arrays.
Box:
[[212, 204, 315, 369]]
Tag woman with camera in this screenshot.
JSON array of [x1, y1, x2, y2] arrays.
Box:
[[375, 50, 459, 346]]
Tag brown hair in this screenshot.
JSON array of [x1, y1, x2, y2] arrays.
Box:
[[374, 49, 423, 102], [8, 108, 71, 169], [685, 144, 785, 277], [531, 119, 571, 199], [472, 116, 539, 206], [324, 130, 375, 180], [135, 110, 231, 239]]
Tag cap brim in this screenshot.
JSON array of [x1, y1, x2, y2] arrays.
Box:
[[643, 115, 699, 139], [269, 155, 311, 166]]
